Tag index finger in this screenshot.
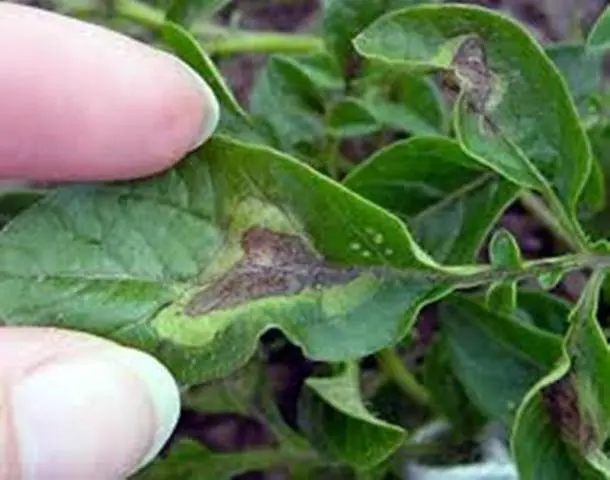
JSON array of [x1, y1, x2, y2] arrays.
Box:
[[0, 4, 219, 181]]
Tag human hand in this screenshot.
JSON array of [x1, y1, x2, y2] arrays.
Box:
[[0, 3, 219, 478]]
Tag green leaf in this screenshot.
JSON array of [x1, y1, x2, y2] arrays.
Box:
[[136, 439, 301, 479], [513, 290, 571, 336], [327, 98, 381, 137], [440, 295, 562, 425], [486, 280, 517, 315], [587, 6, 610, 52], [546, 44, 603, 122], [0, 189, 45, 225], [162, 21, 249, 122], [301, 362, 405, 468], [512, 271, 610, 479], [423, 334, 485, 433], [580, 154, 606, 219], [488, 228, 521, 268], [344, 137, 518, 264], [583, 124, 610, 237], [181, 352, 316, 460], [323, 0, 433, 67], [182, 359, 262, 415], [358, 72, 448, 136], [486, 229, 521, 313], [250, 55, 327, 150], [0, 136, 456, 385], [537, 270, 567, 291], [288, 52, 346, 92], [354, 5, 591, 215]]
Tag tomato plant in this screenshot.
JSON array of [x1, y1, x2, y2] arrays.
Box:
[[4, 0, 610, 478]]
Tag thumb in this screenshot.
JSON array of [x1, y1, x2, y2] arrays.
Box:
[[0, 328, 180, 479]]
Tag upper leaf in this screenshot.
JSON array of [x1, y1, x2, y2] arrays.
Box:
[[0, 136, 457, 385], [322, 0, 432, 67], [354, 5, 591, 213], [344, 136, 517, 264]]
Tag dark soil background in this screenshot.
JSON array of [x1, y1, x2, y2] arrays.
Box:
[[20, 0, 610, 478]]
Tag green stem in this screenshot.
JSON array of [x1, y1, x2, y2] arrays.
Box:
[[64, 0, 323, 56], [373, 252, 605, 289], [112, 0, 165, 29], [377, 348, 431, 407], [519, 191, 587, 253], [204, 33, 323, 56]]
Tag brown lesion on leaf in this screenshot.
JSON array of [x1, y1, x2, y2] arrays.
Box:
[[184, 227, 360, 316], [541, 374, 597, 452], [440, 34, 502, 135]]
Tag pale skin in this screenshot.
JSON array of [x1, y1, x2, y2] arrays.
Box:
[[0, 4, 219, 479]]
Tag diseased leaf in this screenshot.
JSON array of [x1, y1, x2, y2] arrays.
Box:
[[344, 137, 517, 264], [354, 5, 591, 216], [301, 362, 405, 469], [512, 271, 610, 479], [587, 6, 610, 52], [440, 295, 562, 425], [0, 136, 458, 385]]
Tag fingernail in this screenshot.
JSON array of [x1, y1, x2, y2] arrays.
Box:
[[11, 347, 180, 479], [172, 56, 220, 150]]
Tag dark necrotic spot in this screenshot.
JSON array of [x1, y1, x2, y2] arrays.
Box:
[[442, 34, 501, 136], [184, 227, 360, 316], [541, 375, 596, 451]]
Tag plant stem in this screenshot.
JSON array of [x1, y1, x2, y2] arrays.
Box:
[[112, 0, 165, 29], [66, 0, 323, 56], [204, 33, 323, 56], [377, 348, 431, 407], [519, 191, 588, 253]]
